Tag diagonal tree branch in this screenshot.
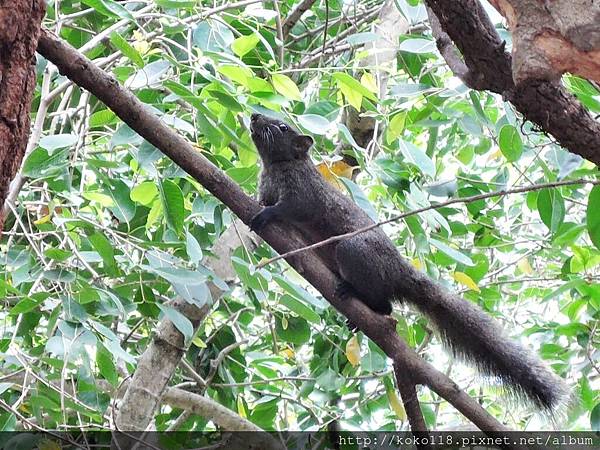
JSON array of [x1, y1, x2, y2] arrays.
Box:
[[282, 0, 318, 39], [424, 0, 600, 167], [36, 29, 516, 438]]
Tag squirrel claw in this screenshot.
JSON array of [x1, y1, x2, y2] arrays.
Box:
[[345, 318, 359, 333]]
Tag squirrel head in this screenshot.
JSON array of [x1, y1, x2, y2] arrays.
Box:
[[250, 113, 314, 164]]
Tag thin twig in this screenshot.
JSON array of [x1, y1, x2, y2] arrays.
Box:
[[273, 0, 285, 67], [320, 0, 330, 63], [256, 178, 600, 269]]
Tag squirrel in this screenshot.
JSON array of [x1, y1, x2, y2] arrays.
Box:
[[248, 112, 569, 412]]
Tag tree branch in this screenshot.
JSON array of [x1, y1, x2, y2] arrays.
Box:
[[0, 0, 46, 230], [424, 0, 600, 167], [282, 0, 318, 39], [395, 369, 431, 448], [36, 29, 515, 438], [425, 6, 484, 89]]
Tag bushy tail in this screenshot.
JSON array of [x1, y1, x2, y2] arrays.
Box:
[[402, 272, 570, 411]]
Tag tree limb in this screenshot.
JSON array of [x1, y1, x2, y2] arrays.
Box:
[[424, 0, 600, 167], [282, 0, 318, 39], [0, 0, 46, 230]]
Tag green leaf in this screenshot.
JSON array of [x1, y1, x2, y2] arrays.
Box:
[[155, 0, 197, 8], [39, 134, 78, 151], [158, 304, 194, 345], [272, 274, 321, 309], [108, 180, 136, 224], [398, 139, 435, 177], [193, 21, 234, 53], [232, 33, 260, 57], [149, 266, 206, 286], [386, 112, 406, 143], [89, 232, 116, 270], [130, 182, 158, 206], [591, 403, 600, 432], [9, 294, 48, 315], [430, 238, 474, 266], [340, 178, 378, 221], [586, 186, 600, 250], [160, 180, 185, 234], [81, 0, 133, 20], [272, 74, 302, 101], [498, 125, 523, 162], [333, 72, 377, 109], [297, 114, 329, 135], [126, 60, 171, 89], [537, 188, 565, 233], [542, 279, 584, 301], [346, 32, 380, 45], [22, 148, 68, 178], [44, 248, 72, 262], [186, 231, 203, 264], [316, 368, 344, 392], [279, 294, 320, 324], [399, 38, 436, 54], [109, 32, 144, 67], [96, 344, 118, 386], [275, 315, 310, 345], [89, 109, 116, 128], [42, 269, 76, 283]]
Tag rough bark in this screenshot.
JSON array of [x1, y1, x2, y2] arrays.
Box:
[[489, 0, 600, 83], [0, 0, 46, 230], [36, 29, 515, 437], [425, 0, 600, 168]]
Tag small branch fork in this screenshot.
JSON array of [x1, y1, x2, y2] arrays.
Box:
[[256, 178, 600, 269]]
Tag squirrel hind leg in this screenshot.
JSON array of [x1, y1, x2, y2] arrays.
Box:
[[335, 237, 394, 316], [336, 279, 393, 316]]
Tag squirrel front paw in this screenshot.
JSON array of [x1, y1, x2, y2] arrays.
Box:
[[250, 209, 271, 233], [335, 280, 356, 300]]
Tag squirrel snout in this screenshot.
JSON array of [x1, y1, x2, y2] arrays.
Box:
[[250, 113, 263, 133]]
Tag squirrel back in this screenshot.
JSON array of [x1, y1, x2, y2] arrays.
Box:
[[249, 113, 570, 411]]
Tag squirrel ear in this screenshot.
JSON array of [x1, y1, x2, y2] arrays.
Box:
[[293, 135, 314, 154]]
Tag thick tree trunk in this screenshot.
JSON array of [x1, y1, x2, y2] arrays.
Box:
[[0, 0, 46, 230]]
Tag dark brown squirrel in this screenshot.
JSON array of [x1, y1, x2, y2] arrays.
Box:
[[249, 112, 569, 411]]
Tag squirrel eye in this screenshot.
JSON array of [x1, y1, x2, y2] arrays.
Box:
[[278, 123, 288, 131]]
